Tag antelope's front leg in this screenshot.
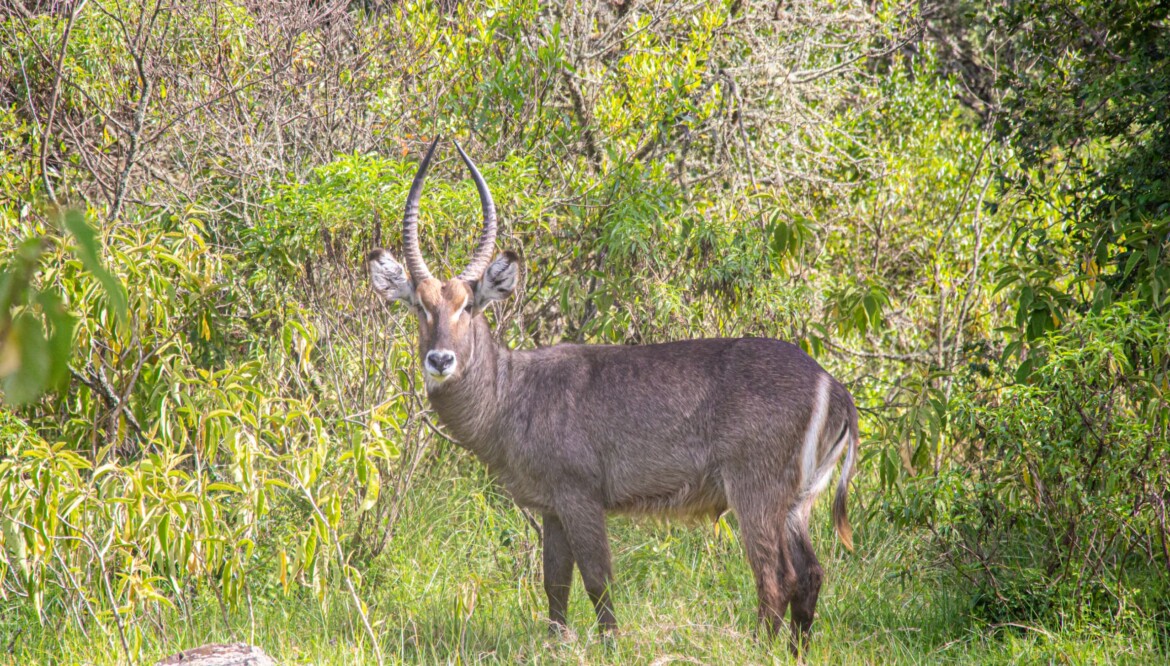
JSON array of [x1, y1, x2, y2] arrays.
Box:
[[556, 496, 617, 635], [542, 513, 575, 636]]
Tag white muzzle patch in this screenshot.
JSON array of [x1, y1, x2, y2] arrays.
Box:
[[424, 349, 457, 384]]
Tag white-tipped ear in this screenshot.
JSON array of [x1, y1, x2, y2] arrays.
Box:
[[368, 249, 415, 305], [474, 251, 519, 309]]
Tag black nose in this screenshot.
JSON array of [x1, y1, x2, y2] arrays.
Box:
[[426, 350, 455, 374]]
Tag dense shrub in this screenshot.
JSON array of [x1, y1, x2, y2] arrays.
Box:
[[913, 302, 1169, 624], [3, 0, 1168, 662]]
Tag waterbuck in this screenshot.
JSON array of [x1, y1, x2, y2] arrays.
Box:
[[367, 137, 859, 650]]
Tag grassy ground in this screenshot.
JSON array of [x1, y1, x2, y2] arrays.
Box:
[[3, 450, 1160, 665]]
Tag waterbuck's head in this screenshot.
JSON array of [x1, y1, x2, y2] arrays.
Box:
[[368, 137, 519, 388]]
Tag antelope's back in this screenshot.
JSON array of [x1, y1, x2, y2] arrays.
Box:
[[510, 337, 851, 513]]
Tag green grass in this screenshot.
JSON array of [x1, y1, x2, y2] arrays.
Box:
[[2, 451, 1160, 664]]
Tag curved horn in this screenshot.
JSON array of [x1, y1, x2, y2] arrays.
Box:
[[402, 136, 440, 284], [453, 140, 498, 282]]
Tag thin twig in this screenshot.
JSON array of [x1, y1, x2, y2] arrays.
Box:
[[70, 365, 144, 438], [38, 0, 89, 202]]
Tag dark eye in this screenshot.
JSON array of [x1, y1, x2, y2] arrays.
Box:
[[464, 302, 474, 313]]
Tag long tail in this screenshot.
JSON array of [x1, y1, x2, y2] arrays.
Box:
[[832, 413, 859, 551]]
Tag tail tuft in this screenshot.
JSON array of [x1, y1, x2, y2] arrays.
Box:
[[832, 423, 859, 551]]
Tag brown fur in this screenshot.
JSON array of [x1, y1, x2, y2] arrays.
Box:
[[366, 142, 858, 653], [370, 253, 859, 651]]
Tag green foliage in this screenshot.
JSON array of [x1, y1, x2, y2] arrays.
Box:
[[0, 203, 409, 662], [2, 0, 1166, 662], [0, 210, 130, 405], [5, 462, 1162, 664], [894, 1, 1170, 634], [992, 0, 1170, 328], [253, 151, 546, 284], [910, 302, 1169, 624], [0, 236, 72, 405]]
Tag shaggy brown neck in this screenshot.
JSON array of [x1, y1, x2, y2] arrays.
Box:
[[425, 315, 509, 463]]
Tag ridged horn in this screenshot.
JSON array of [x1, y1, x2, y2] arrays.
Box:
[[453, 140, 498, 282], [402, 136, 440, 284]]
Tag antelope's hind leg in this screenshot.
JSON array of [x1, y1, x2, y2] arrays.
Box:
[[730, 486, 797, 639], [786, 520, 824, 655]]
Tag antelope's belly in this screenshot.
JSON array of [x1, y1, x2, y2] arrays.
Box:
[[490, 466, 556, 513], [607, 468, 728, 521]]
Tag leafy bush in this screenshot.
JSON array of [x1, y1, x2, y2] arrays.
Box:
[[916, 302, 1170, 624], [0, 207, 408, 662], [6, 0, 1165, 662]]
